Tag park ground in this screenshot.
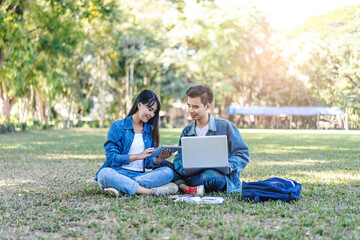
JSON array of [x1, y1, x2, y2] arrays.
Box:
[[0, 128, 360, 239]]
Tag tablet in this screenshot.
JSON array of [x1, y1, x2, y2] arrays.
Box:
[[149, 145, 181, 158]]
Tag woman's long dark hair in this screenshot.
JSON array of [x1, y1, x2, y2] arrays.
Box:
[[127, 90, 161, 147]]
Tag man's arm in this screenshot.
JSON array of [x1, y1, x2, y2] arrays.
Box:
[[227, 123, 250, 173]]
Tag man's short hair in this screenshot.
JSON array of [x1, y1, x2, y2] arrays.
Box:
[[186, 85, 213, 105]]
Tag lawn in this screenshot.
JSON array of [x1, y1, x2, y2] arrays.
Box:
[[0, 128, 359, 239]]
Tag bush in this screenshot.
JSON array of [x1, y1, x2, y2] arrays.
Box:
[[6, 123, 15, 133], [90, 121, 100, 128], [0, 123, 15, 134], [42, 124, 54, 130], [0, 124, 7, 134], [32, 120, 42, 130], [75, 121, 85, 127], [19, 123, 28, 132]]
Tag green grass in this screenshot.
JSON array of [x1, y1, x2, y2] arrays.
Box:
[[0, 128, 360, 239]]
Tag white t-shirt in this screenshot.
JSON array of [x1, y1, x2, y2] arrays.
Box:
[[196, 123, 209, 136], [121, 133, 145, 172]]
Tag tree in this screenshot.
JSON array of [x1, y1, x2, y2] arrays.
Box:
[[0, 0, 37, 124], [291, 5, 360, 128]]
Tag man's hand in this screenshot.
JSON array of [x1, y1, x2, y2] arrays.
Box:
[[153, 149, 174, 165]]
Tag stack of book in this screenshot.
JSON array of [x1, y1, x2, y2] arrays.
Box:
[[170, 195, 224, 204]]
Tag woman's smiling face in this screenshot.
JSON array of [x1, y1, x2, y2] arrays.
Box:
[[137, 102, 158, 123]]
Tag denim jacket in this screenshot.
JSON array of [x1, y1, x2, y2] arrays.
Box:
[[173, 114, 250, 194], [94, 115, 157, 181]]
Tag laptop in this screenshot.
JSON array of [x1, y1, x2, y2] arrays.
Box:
[[181, 135, 229, 175]]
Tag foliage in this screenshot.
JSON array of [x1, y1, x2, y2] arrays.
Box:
[[0, 122, 14, 133], [0, 0, 37, 124], [290, 6, 360, 126], [0, 1, 359, 129]]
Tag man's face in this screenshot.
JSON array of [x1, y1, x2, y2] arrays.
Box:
[[187, 96, 209, 121]]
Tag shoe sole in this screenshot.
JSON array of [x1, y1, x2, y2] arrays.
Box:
[[152, 183, 179, 196], [104, 188, 119, 197]]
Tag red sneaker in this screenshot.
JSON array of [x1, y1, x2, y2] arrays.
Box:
[[184, 185, 204, 196]]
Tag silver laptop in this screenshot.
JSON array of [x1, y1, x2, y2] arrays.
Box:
[[181, 135, 229, 175]]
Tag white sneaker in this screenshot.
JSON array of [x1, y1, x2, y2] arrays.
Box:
[[195, 185, 205, 196], [152, 183, 179, 196], [104, 188, 120, 197]]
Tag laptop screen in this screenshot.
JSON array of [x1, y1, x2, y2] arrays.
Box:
[[181, 135, 229, 175]]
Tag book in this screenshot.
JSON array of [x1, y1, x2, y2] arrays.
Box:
[[169, 195, 225, 204], [149, 145, 181, 158]]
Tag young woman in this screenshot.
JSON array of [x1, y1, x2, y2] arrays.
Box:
[[95, 90, 178, 196]]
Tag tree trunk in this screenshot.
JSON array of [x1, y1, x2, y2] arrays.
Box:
[[220, 96, 226, 119], [316, 113, 320, 130], [70, 54, 85, 126], [0, 46, 10, 72], [78, 80, 97, 117], [157, 65, 161, 98], [19, 97, 28, 123], [130, 61, 134, 104], [30, 85, 35, 121], [0, 84, 16, 124], [143, 74, 149, 87], [2, 96, 13, 124], [0, 47, 5, 71], [125, 62, 130, 114], [345, 108, 349, 130], [0, 46, 15, 124], [66, 101, 72, 129], [306, 92, 312, 106], [99, 63, 105, 128], [212, 92, 216, 116], [169, 99, 175, 127], [34, 86, 47, 125], [336, 114, 343, 129], [220, 94, 232, 120], [117, 87, 125, 118], [0, 84, 3, 118], [270, 116, 275, 129]]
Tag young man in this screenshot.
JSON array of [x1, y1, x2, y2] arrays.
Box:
[[173, 85, 249, 195]]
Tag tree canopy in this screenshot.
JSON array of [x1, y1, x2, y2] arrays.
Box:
[[1, 1, 359, 130]]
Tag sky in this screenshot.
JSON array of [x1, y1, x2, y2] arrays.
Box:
[[217, 0, 360, 31]]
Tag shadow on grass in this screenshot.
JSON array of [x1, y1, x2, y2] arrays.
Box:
[[245, 134, 359, 148], [250, 150, 358, 161]]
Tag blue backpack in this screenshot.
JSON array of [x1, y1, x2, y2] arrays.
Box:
[[241, 177, 302, 202]]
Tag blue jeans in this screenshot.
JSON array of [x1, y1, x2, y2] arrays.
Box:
[[185, 169, 226, 192], [97, 167, 174, 195]]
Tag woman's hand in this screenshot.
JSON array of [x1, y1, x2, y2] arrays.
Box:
[[130, 148, 154, 162], [153, 149, 174, 165]]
